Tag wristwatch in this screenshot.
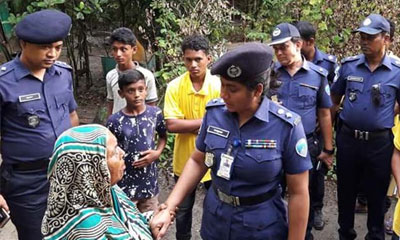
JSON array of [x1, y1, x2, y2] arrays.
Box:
[[322, 147, 335, 155]]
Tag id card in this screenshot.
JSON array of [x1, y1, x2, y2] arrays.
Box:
[[216, 153, 234, 180]]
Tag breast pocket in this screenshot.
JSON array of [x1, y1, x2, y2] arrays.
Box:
[[17, 101, 46, 117], [298, 84, 317, 109], [54, 92, 70, 121], [204, 133, 228, 153], [244, 148, 282, 182], [347, 81, 364, 93]]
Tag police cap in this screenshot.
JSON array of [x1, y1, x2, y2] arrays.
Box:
[[269, 22, 300, 46], [16, 9, 72, 44], [354, 14, 390, 35], [211, 42, 273, 81]]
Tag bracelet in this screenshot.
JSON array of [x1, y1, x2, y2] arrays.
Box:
[[323, 147, 335, 155]]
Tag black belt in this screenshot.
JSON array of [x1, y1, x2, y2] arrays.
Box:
[[340, 123, 390, 141], [306, 133, 314, 139], [11, 159, 49, 171], [212, 184, 277, 207]]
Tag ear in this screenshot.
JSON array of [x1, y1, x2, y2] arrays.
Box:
[[309, 37, 315, 45], [296, 40, 303, 50], [19, 39, 26, 49], [254, 83, 264, 98], [131, 45, 137, 54], [118, 89, 124, 98]]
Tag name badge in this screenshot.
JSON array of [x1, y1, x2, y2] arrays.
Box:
[[207, 126, 230, 138], [347, 76, 364, 83], [216, 153, 234, 180], [19, 93, 41, 103]]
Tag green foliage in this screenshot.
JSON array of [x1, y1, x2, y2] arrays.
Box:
[[158, 133, 175, 172]]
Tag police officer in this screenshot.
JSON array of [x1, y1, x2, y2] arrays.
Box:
[[269, 22, 334, 240], [331, 14, 400, 240], [294, 20, 338, 231], [151, 42, 312, 240], [0, 9, 79, 239]]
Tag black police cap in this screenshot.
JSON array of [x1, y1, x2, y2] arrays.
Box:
[[211, 42, 274, 81], [16, 9, 72, 44]]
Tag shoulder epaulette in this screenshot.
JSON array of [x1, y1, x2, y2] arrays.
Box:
[[269, 101, 301, 126], [323, 54, 337, 64], [54, 61, 72, 70], [309, 63, 328, 77], [391, 58, 400, 68], [0, 62, 15, 77], [206, 98, 225, 109], [341, 55, 360, 64]]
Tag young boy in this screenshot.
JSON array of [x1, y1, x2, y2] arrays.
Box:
[[106, 27, 158, 118], [107, 69, 166, 212]]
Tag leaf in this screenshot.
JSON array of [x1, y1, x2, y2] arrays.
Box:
[[53, 0, 65, 4], [37, 2, 47, 8], [318, 21, 328, 31], [325, 8, 333, 16], [79, 1, 85, 10], [76, 12, 84, 20]]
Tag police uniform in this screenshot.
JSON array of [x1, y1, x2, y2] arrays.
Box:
[[196, 42, 312, 239], [0, 10, 76, 240], [331, 14, 400, 240], [312, 47, 338, 85]]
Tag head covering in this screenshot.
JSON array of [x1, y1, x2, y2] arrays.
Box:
[[269, 22, 301, 46], [16, 9, 71, 44], [211, 42, 274, 82], [353, 14, 390, 35], [41, 124, 152, 240]]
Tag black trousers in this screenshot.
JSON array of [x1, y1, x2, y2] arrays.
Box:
[[336, 128, 393, 240]]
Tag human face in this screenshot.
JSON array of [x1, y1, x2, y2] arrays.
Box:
[[183, 49, 211, 80], [272, 40, 302, 67], [118, 80, 147, 110], [220, 77, 261, 114], [111, 41, 136, 67], [300, 39, 314, 59], [360, 32, 387, 57], [20, 40, 63, 70], [106, 131, 126, 185]]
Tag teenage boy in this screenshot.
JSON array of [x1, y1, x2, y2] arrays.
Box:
[[107, 69, 166, 212], [106, 27, 158, 117], [163, 35, 220, 240]]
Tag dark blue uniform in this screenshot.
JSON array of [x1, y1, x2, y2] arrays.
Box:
[[0, 57, 77, 239], [312, 47, 338, 85], [196, 97, 312, 240], [331, 54, 400, 239]]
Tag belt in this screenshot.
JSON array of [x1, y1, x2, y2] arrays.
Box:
[[306, 133, 314, 139], [11, 159, 49, 171], [212, 184, 277, 207], [340, 123, 390, 141]]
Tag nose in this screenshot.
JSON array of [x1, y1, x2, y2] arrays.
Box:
[[190, 60, 198, 68], [47, 48, 56, 58]]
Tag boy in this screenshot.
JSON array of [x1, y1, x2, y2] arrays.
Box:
[[106, 27, 158, 117], [107, 69, 166, 212]]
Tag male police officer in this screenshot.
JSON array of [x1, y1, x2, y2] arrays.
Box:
[[0, 10, 79, 239], [331, 14, 400, 240], [295, 20, 338, 231], [269, 22, 334, 240]]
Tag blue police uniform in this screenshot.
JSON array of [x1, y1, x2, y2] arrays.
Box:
[[196, 98, 312, 240], [0, 9, 76, 240], [312, 47, 338, 85], [331, 53, 400, 239]]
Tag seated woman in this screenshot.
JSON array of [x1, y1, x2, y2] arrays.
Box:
[[41, 124, 156, 239]]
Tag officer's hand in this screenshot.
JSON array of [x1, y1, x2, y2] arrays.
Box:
[[150, 207, 173, 240], [0, 194, 9, 212], [317, 152, 333, 169], [132, 150, 160, 168]]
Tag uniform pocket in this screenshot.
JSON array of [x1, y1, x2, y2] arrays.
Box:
[[347, 81, 364, 93], [54, 92, 70, 121], [298, 84, 317, 109], [16, 101, 45, 116], [204, 133, 228, 150], [245, 148, 280, 163]]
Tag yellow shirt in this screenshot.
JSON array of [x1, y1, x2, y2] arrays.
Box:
[[392, 116, 400, 235], [164, 70, 220, 182]]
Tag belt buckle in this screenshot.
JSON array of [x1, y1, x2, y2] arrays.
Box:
[[354, 130, 369, 140], [217, 189, 240, 207]]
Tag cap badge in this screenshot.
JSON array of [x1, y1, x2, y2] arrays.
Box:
[[272, 28, 281, 37], [363, 18, 372, 26], [227, 65, 242, 78]]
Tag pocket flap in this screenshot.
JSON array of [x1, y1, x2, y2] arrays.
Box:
[[245, 148, 280, 163]]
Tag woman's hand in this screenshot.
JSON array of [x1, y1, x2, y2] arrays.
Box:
[[150, 206, 173, 240]]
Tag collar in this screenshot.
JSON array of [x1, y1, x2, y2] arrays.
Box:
[[357, 53, 392, 71], [186, 69, 212, 96], [275, 57, 310, 72], [312, 47, 324, 64], [14, 55, 60, 81], [253, 97, 269, 122]]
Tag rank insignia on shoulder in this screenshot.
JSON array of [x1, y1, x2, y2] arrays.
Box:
[[295, 138, 308, 157], [205, 152, 214, 167], [1, 66, 6, 71], [207, 125, 230, 138]]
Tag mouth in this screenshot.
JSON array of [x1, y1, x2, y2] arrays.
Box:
[[43, 60, 54, 65]]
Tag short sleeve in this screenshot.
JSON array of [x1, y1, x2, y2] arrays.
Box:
[[282, 120, 313, 174], [106, 114, 118, 137], [163, 83, 184, 119], [331, 66, 346, 96], [155, 107, 167, 136], [195, 111, 209, 152], [106, 71, 114, 101], [144, 72, 158, 103], [317, 76, 332, 108], [67, 73, 78, 112]]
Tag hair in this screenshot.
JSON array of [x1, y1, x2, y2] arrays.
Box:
[[290, 36, 303, 44], [386, 18, 395, 41], [109, 27, 137, 46], [181, 35, 210, 54], [294, 21, 316, 41], [118, 69, 145, 90]]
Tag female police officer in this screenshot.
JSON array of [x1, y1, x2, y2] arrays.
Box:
[[151, 42, 312, 240]]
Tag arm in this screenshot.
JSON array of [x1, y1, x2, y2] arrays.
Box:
[[69, 110, 79, 127], [166, 119, 202, 134], [151, 149, 207, 239], [286, 171, 309, 240], [317, 108, 334, 168], [392, 147, 400, 194], [330, 93, 343, 124], [107, 101, 113, 119]]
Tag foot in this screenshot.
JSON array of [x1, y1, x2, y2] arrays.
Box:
[[354, 202, 368, 213], [313, 209, 325, 230]]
